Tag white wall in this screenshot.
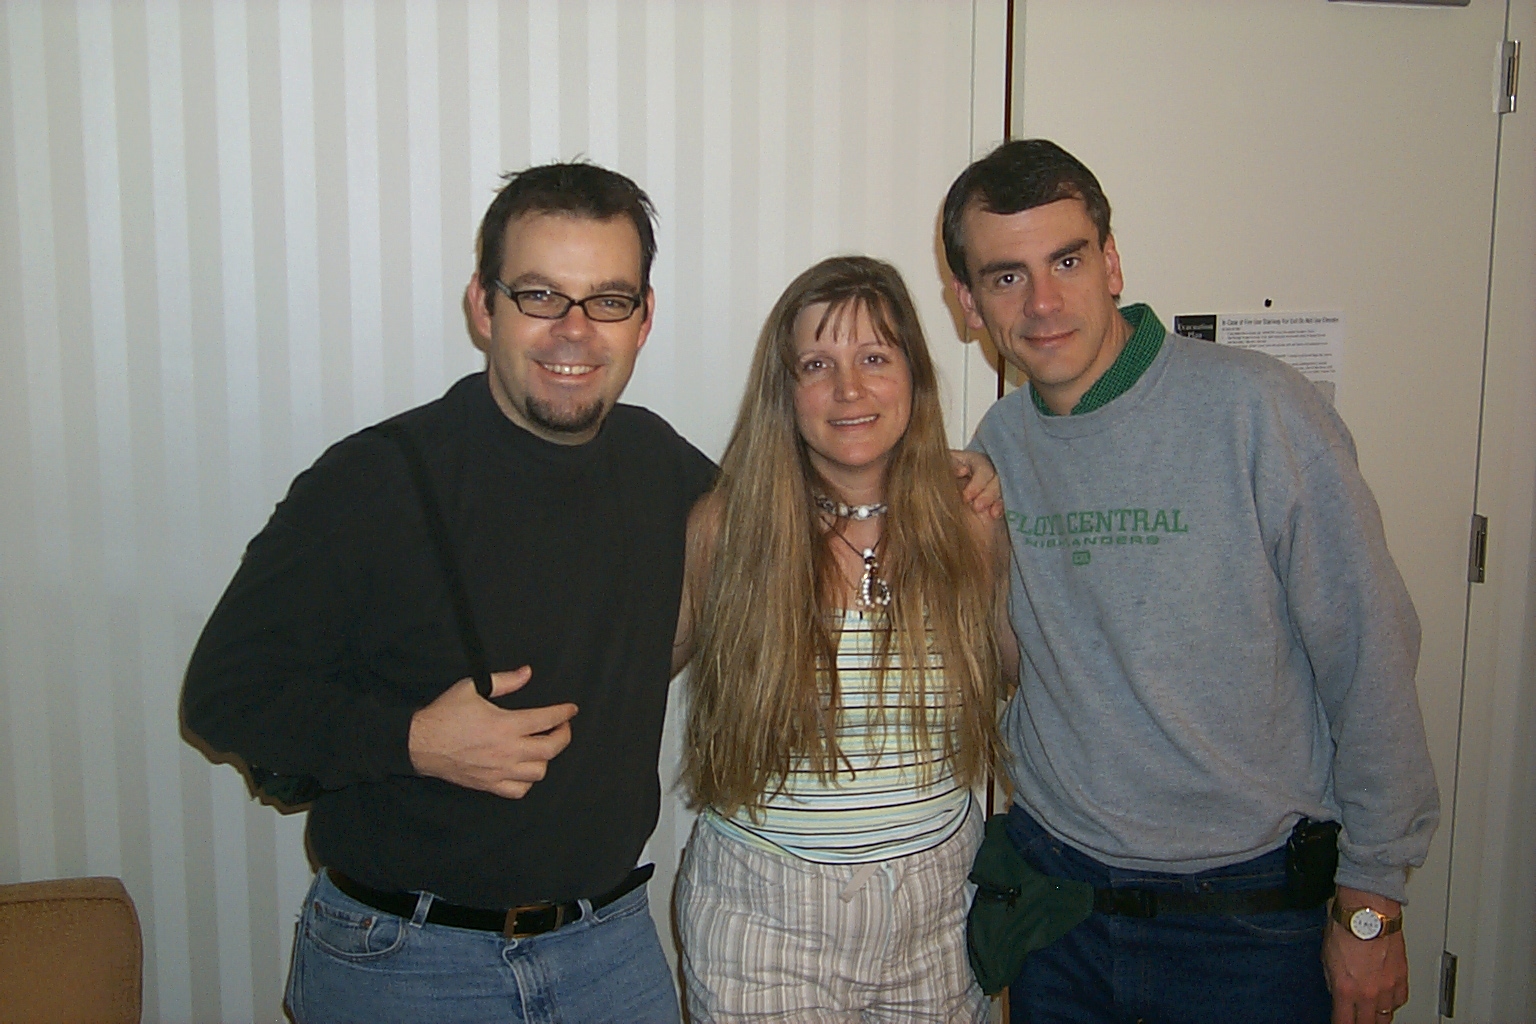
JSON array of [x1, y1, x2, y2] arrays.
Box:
[[0, 1, 1005, 1020]]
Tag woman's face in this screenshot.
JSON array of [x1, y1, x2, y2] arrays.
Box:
[[791, 300, 913, 495]]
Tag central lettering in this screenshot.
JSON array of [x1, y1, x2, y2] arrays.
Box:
[[1008, 506, 1192, 537]]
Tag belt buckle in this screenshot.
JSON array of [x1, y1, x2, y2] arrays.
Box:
[[1100, 888, 1158, 918], [503, 901, 564, 939]]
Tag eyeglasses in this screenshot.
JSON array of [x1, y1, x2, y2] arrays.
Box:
[[491, 280, 644, 323]]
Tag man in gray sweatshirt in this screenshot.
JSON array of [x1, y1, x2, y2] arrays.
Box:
[[944, 139, 1438, 1024]]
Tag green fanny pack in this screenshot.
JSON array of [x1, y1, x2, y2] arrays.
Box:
[[966, 813, 1094, 995]]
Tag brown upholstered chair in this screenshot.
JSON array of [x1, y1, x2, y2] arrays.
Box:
[[0, 876, 143, 1023]]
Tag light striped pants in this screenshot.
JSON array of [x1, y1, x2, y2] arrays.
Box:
[[674, 806, 987, 1023]]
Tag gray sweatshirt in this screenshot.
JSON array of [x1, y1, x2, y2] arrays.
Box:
[[973, 329, 1439, 901]]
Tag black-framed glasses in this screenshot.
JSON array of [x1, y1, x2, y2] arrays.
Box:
[[491, 279, 644, 323]]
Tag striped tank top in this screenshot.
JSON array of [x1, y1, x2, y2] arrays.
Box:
[[708, 607, 971, 864]]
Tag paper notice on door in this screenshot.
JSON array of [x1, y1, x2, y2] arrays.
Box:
[[1173, 311, 1343, 404]]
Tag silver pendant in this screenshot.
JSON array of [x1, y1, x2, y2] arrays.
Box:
[[859, 548, 892, 608]]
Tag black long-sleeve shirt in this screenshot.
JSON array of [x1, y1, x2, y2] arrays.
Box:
[[183, 374, 715, 907]]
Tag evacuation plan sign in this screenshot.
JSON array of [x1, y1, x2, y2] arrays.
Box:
[[1174, 311, 1343, 404]]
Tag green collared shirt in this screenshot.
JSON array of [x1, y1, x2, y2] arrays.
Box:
[[1030, 303, 1166, 416]]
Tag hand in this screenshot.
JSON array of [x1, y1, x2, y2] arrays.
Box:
[[1323, 886, 1409, 1024], [950, 449, 1004, 519], [407, 667, 577, 799]]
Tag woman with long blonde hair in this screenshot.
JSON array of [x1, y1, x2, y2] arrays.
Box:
[[672, 255, 1016, 1022]]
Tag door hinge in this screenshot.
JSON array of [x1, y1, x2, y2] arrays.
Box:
[[1468, 514, 1488, 583], [1499, 40, 1520, 114], [1440, 950, 1459, 1017]]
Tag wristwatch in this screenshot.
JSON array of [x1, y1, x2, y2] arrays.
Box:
[[1332, 902, 1403, 940]]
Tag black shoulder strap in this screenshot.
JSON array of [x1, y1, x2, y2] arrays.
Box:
[[376, 422, 494, 698]]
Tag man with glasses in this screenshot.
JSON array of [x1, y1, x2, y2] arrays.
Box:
[[183, 163, 713, 1022]]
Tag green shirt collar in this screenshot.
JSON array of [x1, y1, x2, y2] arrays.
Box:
[[1030, 303, 1166, 416]]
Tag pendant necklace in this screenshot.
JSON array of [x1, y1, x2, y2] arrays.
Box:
[[827, 524, 892, 609]]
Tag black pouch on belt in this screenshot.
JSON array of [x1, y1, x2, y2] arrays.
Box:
[[1284, 817, 1341, 908]]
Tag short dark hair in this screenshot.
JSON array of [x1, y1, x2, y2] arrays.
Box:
[[476, 161, 658, 313], [941, 139, 1112, 287]]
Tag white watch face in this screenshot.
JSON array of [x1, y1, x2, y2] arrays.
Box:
[[1349, 907, 1384, 940]]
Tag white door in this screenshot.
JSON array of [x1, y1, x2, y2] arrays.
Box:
[[986, 3, 1515, 1020]]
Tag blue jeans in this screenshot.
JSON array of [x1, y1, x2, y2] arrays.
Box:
[[285, 869, 681, 1024], [1006, 806, 1331, 1024]]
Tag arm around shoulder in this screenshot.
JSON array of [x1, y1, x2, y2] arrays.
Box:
[[950, 448, 1004, 519]]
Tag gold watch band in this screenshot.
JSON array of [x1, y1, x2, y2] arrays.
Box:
[[1331, 901, 1404, 939]]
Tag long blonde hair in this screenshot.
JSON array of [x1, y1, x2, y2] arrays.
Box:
[[681, 256, 1005, 816]]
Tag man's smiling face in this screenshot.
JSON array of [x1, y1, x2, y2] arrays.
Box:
[[468, 212, 653, 445], [955, 197, 1130, 415]]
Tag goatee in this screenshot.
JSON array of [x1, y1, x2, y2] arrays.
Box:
[[525, 396, 606, 438]]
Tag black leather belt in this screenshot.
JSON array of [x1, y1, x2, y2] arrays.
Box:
[[328, 864, 654, 939], [1094, 884, 1312, 919]]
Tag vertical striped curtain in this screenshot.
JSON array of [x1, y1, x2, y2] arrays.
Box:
[[0, 1, 1004, 1019]]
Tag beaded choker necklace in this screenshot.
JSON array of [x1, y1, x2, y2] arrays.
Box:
[[813, 494, 888, 521]]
